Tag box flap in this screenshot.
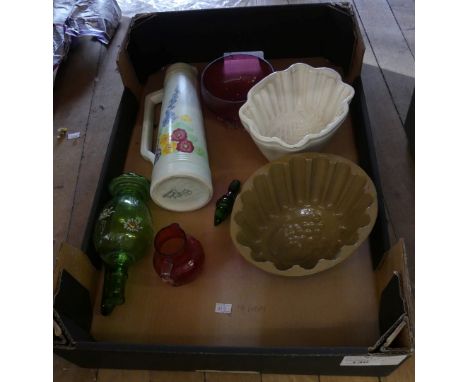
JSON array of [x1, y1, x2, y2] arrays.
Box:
[[117, 4, 365, 97], [117, 16, 143, 98], [53, 243, 99, 344], [370, 239, 414, 353], [54, 242, 99, 295], [340, 3, 365, 84]]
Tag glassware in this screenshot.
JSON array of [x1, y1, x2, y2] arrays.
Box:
[[93, 173, 154, 315], [201, 53, 274, 123], [153, 223, 204, 286], [214, 179, 241, 226]]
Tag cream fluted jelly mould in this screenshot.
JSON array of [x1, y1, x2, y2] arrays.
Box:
[[239, 63, 355, 161]]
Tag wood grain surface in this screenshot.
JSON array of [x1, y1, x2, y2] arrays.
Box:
[[353, 0, 415, 123], [65, 18, 128, 249], [386, 0, 415, 56], [352, 0, 415, 292], [53, 37, 101, 260]]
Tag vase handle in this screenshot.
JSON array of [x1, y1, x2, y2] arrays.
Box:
[[141, 89, 164, 164]]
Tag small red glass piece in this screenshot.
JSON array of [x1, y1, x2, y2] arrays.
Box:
[[153, 223, 204, 286]]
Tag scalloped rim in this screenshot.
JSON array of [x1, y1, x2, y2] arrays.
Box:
[[239, 63, 355, 149], [201, 54, 274, 104], [230, 153, 378, 277]]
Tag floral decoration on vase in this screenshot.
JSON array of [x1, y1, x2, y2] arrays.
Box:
[[122, 217, 143, 232], [154, 87, 207, 162]]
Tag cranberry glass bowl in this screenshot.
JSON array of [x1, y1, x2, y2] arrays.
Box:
[[201, 54, 274, 122]]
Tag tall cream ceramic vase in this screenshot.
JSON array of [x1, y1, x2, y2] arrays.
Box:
[[141, 63, 213, 211]]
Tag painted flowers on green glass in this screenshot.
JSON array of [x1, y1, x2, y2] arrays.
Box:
[[93, 173, 154, 315]]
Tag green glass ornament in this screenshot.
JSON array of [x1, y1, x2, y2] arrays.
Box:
[[214, 179, 241, 226], [93, 173, 154, 315]]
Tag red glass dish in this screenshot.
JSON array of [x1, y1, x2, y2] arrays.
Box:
[[153, 223, 204, 286], [201, 54, 274, 123]]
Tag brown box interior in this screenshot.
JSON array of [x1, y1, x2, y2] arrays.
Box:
[[89, 58, 381, 348]]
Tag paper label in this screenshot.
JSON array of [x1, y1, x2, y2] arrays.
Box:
[[215, 303, 232, 314], [67, 132, 81, 140], [340, 355, 407, 367]]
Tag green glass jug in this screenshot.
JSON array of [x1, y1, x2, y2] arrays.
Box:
[[93, 173, 154, 315]]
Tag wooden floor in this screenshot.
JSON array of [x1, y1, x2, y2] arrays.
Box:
[[53, 0, 415, 381]]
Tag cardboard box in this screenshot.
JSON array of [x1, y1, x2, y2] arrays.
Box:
[[53, 3, 414, 376]]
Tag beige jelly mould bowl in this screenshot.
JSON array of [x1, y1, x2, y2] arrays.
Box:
[[239, 63, 355, 161], [230, 153, 377, 277]]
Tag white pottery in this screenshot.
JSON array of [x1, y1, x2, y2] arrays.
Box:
[[239, 63, 355, 161], [140, 63, 213, 211]]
